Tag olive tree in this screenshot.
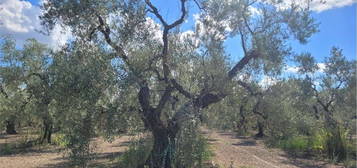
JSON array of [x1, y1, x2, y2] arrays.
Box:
[[39, 0, 318, 167], [295, 48, 355, 129], [48, 40, 122, 165], [0, 37, 56, 142], [295, 47, 355, 160]]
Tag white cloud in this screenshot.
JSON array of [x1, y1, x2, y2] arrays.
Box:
[[310, 0, 357, 12], [0, 0, 35, 33], [317, 63, 326, 72], [179, 30, 200, 48], [0, 0, 70, 48], [285, 65, 300, 73], [283, 63, 326, 74], [266, 0, 357, 12], [248, 6, 262, 16], [50, 25, 72, 49], [259, 75, 278, 88], [144, 17, 163, 42], [194, 14, 231, 42]]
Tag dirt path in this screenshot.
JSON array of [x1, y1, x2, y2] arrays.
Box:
[[202, 129, 344, 168], [0, 134, 133, 168]]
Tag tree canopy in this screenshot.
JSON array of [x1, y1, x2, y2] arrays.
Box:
[[0, 0, 355, 168]]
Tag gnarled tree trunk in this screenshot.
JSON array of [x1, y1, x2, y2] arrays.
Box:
[[41, 119, 53, 144], [140, 110, 178, 168], [237, 100, 248, 135], [145, 128, 173, 168], [255, 121, 264, 138], [5, 120, 17, 134]]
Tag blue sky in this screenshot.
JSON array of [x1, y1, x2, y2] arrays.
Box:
[[138, 0, 356, 63], [293, 4, 356, 62], [1, 0, 356, 64], [231, 3, 356, 63]]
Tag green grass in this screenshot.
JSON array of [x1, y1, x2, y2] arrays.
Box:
[[271, 127, 356, 164], [279, 135, 309, 156]]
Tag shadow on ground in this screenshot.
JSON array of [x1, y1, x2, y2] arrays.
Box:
[[0, 133, 132, 168], [280, 155, 329, 168], [110, 141, 131, 147], [39, 151, 125, 168], [232, 140, 257, 146]]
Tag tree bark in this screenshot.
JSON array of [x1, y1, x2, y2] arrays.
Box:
[[140, 113, 178, 168], [41, 119, 53, 144], [47, 124, 52, 143], [255, 121, 264, 138], [237, 104, 247, 135], [5, 120, 17, 134], [145, 128, 173, 168]]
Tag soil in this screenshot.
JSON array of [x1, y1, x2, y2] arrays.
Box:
[[0, 130, 346, 168], [202, 128, 345, 168], [0, 133, 134, 168]]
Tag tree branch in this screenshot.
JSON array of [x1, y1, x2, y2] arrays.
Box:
[[145, 0, 187, 81], [237, 80, 262, 96], [252, 99, 265, 118], [144, 0, 188, 114], [243, 14, 254, 35], [29, 72, 47, 83], [166, 0, 187, 29], [171, 79, 193, 99], [239, 28, 248, 55], [192, 50, 259, 109], [156, 86, 173, 113], [138, 84, 152, 112], [193, 0, 204, 10], [96, 14, 128, 62], [19, 94, 33, 112], [228, 50, 259, 79], [310, 81, 332, 113], [0, 85, 8, 98], [145, 0, 168, 27], [194, 92, 226, 109]]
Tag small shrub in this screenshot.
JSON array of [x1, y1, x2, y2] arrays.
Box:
[[116, 137, 152, 168], [52, 133, 69, 147], [309, 129, 328, 154], [173, 134, 214, 168], [0, 143, 13, 155], [173, 120, 214, 168], [65, 133, 94, 168], [325, 127, 348, 162], [192, 135, 214, 166], [280, 136, 309, 156], [310, 127, 351, 162]]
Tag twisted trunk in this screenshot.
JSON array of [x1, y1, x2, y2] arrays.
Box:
[[5, 120, 17, 134], [41, 119, 53, 144], [138, 85, 184, 168], [255, 121, 264, 138], [137, 43, 257, 168], [140, 109, 178, 168], [237, 104, 247, 135], [145, 127, 175, 168]]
